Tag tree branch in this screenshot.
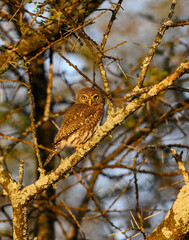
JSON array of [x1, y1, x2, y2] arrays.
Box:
[[146, 183, 189, 240], [1, 59, 187, 203]]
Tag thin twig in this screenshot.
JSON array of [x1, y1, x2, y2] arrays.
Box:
[[73, 170, 125, 235], [26, 63, 43, 171], [0, 132, 51, 152], [18, 159, 24, 190], [171, 149, 189, 184], [61, 199, 86, 239], [44, 48, 53, 121], [101, 0, 123, 50], [137, 0, 177, 88]]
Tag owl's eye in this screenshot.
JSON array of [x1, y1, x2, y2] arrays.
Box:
[[81, 95, 87, 100], [93, 95, 99, 100]]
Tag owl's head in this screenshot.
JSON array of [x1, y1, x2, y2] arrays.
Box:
[[75, 87, 104, 106]]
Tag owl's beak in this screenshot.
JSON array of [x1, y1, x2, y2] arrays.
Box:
[[88, 98, 92, 106]]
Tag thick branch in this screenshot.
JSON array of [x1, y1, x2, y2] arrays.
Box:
[[15, 60, 189, 203], [146, 183, 189, 240], [12, 205, 28, 240]]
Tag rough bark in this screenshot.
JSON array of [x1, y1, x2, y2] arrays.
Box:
[[147, 183, 189, 240], [12, 204, 28, 240]]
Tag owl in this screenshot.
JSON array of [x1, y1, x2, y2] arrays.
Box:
[[44, 87, 104, 166]]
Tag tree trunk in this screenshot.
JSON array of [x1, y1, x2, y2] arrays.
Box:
[[12, 204, 28, 240]]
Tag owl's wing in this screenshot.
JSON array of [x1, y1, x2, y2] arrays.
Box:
[[54, 104, 100, 144]]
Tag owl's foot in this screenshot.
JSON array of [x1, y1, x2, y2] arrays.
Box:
[[76, 144, 84, 151]]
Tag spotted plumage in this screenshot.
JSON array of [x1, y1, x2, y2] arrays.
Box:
[[44, 87, 104, 166]]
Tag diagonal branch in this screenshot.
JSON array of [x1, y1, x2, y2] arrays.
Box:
[[7, 59, 188, 203]]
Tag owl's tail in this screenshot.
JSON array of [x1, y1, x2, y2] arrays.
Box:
[[44, 142, 61, 167]]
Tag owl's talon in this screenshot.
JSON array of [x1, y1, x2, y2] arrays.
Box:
[[76, 144, 83, 151]]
